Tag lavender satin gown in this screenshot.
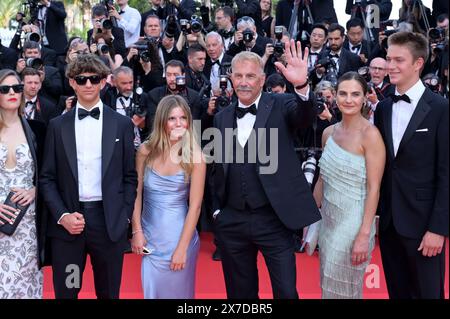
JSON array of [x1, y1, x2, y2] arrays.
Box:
[[141, 167, 199, 299]]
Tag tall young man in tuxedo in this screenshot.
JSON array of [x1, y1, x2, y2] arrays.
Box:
[[40, 54, 137, 299], [374, 32, 448, 299], [211, 42, 321, 298]]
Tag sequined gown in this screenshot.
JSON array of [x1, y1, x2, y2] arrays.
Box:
[[318, 136, 376, 299], [0, 143, 42, 299]]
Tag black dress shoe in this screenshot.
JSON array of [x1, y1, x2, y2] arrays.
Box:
[[212, 248, 221, 261]]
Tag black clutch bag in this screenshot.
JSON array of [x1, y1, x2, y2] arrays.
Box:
[[0, 192, 30, 236]]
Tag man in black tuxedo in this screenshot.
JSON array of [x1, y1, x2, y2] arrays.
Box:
[[210, 42, 321, 298], [101, 66, 149, 144], [226, 16, 272, 58], [204, 32, 233, 93], [344, 18, 371, 66], [146, 60, 203, 132], [310, 23, 361, 87], [22, 67, 59, 125], [374, 32, 448, 299], [185, 44, 209, 93], [40, 54, 137, 299], [36, 0, 68, 55], [86, 4, 127, 59]]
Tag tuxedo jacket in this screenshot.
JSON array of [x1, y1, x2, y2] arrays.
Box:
[[211, 92, 321, 231], [203, 54, 233, 82], [374, 88, 449, 238], [87, 27, 127, 58], [44, 1, 68, 55], [343, 39, 371, 65], [226, 35, 272, 58], [31, 94, 60, 125], [39, 106, 137, 242]]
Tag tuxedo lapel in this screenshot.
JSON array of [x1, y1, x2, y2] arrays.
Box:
[[383, 98, 395, 160], [221, 104, 236, 178], [396, 91, 431, 157], [254, 93, 273, 152], [61, 109, 78, 184], [101, 106, 118, 179]]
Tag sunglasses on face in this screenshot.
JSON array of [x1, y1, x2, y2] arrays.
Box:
[[0, 84, 24, 94], [73, 75, 103, 85]]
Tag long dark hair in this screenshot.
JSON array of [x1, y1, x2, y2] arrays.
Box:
[[0, 69, 24, 132]]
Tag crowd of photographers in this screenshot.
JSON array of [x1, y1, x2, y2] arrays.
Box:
[[0, 0, 448, 254]]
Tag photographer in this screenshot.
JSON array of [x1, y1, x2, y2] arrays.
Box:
[[87, 4, 127, 59], [344, 18, 371, 65], [123, 37, 164, 92], [262, 26, 291, 76], [423, 23, 448, 77], [145, 60, 203, 131], [90, 34, 123, 71], [176, 19, 207, 58], [307, 24, 328, 71], [215, 6, 236, 51], [265, 73, 287, 93], [165, 0, 196, 20], [366, 57, 394, 105], [101, 66, 149, 145], [16, 41, 62, 104], [185, 44, 209, 92], [108, 0, 141, 48], [204, 32, 233, 92], [226, 16, 271, 58], [32, 0, 68, 55]]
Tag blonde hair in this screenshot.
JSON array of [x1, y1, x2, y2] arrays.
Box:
[[143, 95, 199, 179], [0, 70, 25, 133]]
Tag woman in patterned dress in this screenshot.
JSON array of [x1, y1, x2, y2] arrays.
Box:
[[313, 72, 386, 298], [0, 69, 43, 299]]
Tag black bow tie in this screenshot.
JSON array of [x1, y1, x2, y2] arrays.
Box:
[[309, 52, 319, 56], [211, 60, 220, 66], [391, 94, 411, 104], [329, 53, 339, 59], [119, 10, 125, 14], [351, 44, 361, 51], [78, 107, 100, 120], [26, 101, 36, 108], [236, 104, 257, 119], [117, 93, 130, 100]]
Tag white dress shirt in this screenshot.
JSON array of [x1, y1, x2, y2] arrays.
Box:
[[75, 100, 104, 201], [308, 48, 322, 70], [349, 42, 362, 55], [210, 51, 225, 91], [24, 96, 38, 120], [117, 5, 141, 48], [392, 79, 426, 156]]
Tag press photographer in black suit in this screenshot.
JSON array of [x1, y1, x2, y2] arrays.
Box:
[[185, 44, 209, 93], [36, 0, 68, 55], [146, 60, 203, 132], [226, 16, 272, 58], [343, 18, 371, 66], [86, 4, 127, 59]]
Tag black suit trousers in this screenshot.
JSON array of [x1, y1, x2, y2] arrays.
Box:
[[214, 204, 298, 299], [379, 222, 446, 299], [51, 204, 127, 299]]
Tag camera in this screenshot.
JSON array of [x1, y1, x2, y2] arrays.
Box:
[[215, 75, 231, 109], [133, 37, 158, 63], [315, 91, 327, 115], [242, 28, 254, 43], [424, 74, 441, 94], [273, 26, 285, 58], [180, 19, 189, 34], [357, 66, 371, 83], [101, 18, 113, 30], [131, 86, 147, 117], [176, 75, 186, 92], [314, 57, 338, 87], [428, 27, 447, 53], [25, 32, 41, 43], [26, 57, 43, 70], [102, 0, 114, 8], [98, 43, 110, 55], [165, 15, 178, 38], [190, 15, 203, 34]]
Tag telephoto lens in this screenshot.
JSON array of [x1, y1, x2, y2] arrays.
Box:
[[26, 57, 44, 70], [242, 29, 254, 43]]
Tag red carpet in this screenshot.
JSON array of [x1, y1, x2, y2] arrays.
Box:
[[43, 232, 449, 299]]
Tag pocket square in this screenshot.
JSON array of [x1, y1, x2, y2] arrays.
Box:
[[115, 138, 120, 142], [415, 128, 428, 132]]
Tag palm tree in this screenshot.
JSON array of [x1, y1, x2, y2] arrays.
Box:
[[0, 0, 21, 29]]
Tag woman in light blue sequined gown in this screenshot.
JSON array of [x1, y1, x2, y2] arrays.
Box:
[[130, 95, 206, 299], [313, 72, 386, 299]]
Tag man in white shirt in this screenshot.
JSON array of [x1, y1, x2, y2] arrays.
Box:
[[210, 42, 321, 299], [108, 0, 141, 48], [40, 54, 137, 299], [374, 32, 448, 299]]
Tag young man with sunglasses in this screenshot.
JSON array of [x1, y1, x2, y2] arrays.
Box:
[[40, 54, 137, 299]]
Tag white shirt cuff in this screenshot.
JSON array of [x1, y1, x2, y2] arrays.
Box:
[[57, 212, 70, 225], [213, 209, 220, 220], [295, 86, 310, 101]]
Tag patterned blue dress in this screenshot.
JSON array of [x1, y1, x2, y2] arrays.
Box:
[[141, 167, 199, 299], [318, 136, 376, 299]]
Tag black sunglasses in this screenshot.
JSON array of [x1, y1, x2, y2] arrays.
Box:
[[0, 84, 24, 94], [74, 75, 103, 85]]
